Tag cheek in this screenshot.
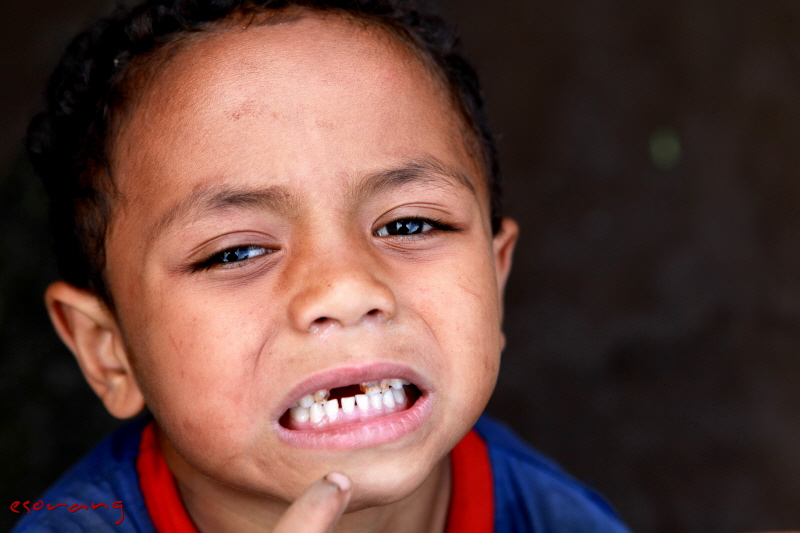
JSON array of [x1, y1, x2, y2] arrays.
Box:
[[124, 282, 278, 434], [407, 247, 502, 396]]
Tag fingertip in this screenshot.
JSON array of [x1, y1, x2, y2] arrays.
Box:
[[324, 472, 351, 492], [272, 473, 352, 533]]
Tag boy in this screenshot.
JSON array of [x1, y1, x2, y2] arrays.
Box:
[[13, 0, 630, 531]]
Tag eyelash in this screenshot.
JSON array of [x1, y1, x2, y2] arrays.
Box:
[[192, 217, 456, 271], [193, 245, 275, 272], [373, 216, 456, 238]]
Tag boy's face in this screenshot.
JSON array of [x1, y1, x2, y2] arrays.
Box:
[[102, 13, 516, 508]]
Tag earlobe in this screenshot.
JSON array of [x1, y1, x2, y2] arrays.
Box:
[[45, 281, 145, 419]]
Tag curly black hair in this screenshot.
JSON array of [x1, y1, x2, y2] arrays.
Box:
[[26, 0, 502, 307]]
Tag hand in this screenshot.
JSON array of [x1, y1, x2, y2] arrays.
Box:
[[272, 473, 352, 533]]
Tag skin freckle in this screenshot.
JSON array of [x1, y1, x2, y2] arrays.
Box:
[[228, 99, 268, 121]]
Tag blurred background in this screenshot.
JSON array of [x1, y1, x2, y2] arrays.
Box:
[[3, 0, 800, 531]]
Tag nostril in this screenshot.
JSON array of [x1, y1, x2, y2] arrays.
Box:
[[365, 309, 388, 323], [314, 317, 328, 324]]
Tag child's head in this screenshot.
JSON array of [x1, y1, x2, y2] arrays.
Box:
[[30, 0, 517, 513], [28, 0, 504, 308]]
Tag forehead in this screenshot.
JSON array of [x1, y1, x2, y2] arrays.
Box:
[[111, 11, 485, 222]]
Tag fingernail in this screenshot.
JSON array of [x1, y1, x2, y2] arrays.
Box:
[[324, 472, 351, 492]]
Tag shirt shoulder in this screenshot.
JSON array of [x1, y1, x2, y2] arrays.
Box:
[[10, 416, 156, 533], [474, 415, 631, 533]]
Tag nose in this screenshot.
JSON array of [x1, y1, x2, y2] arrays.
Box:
[[287, 246, 396, 332]]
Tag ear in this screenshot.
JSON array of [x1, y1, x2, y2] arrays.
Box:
[[492, 218, 519, 350], [45, 281, 145, 419], [493, 218, 519, 293]]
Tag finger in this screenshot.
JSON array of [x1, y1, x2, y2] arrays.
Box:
[[272, 472, 352, 533]]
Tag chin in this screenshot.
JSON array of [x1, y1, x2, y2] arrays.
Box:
[[344, 457, 444, 511]]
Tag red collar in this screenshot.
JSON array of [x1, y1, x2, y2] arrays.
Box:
[[137, 422, 493, 533]]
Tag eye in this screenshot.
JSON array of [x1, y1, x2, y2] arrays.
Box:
[[374, 217, 454, 237], [195, 245, 272, 271]]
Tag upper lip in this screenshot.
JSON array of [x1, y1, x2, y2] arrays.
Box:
[[274, 361, 430, 421]]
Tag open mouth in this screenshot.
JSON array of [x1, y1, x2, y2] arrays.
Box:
[[279, 379, 422, 431]]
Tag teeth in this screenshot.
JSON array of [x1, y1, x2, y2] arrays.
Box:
[[360, 381, 381, 394], [382, 389, 396, 408], [309, 402, 324, 423], [361, 379, 411, 394], [341, 396, 355, 415], [392, 386, 406, 404], [370, 392, 383, 410], [313, 389, 329, 402], [323, 400, 339, 421], [299, 395, 315, 408], [290, 406, 310, 422], [355, 394, 370, 412], [292, 379, 413, 425]]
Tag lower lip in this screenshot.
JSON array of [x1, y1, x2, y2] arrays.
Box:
[[275, 392, 432, 449]]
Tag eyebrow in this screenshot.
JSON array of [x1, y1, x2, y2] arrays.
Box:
[[148, 183, 294, 240], [353, 157, 476, 202], [148, 157, 476, 239]]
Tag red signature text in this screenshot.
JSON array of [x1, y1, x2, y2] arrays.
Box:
[[10, 500, 124, 524]]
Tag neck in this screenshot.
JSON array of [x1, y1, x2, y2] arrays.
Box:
[[160, 431, 452, 533]]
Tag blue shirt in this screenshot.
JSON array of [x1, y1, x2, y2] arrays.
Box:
[[11, 415, 630, 532]]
